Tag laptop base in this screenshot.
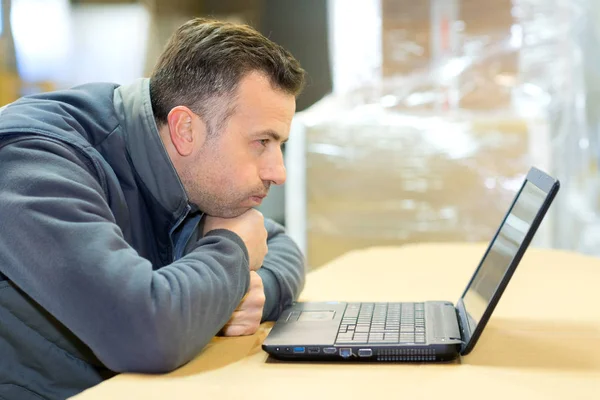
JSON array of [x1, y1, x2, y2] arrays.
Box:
[[262, 301, 463, 362], [262, 343, 461, 362]]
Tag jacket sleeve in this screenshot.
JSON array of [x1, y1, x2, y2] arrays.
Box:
[[256, 218, 306, 321], [0, 137, 250, 373]]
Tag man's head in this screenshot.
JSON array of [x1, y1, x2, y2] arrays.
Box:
[[150, 18, 305, 217]]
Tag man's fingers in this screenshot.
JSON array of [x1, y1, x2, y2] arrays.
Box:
[[221, 323, 255, 337], [221, 310, 262, 336], [249, 271, 263, 288], [234, 272, 265, 311], [226, 308, 263, 325], [222, 271, 265, 336]]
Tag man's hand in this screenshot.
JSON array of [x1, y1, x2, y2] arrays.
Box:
[[203, 209, 267, 271], [221, 271, 266, 336]]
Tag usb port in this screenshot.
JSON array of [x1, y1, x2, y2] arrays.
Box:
[[293, 347, 306, 354], [308, 347, 320, 354]]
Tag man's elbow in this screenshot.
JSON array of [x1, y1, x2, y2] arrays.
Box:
[[100, 330, 211, 374], [103, 343, 184, 374]]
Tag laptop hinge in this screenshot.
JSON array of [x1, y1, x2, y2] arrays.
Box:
[[454, 307, 465, 343], [455, 306, 467, 345], [455, 299, 475, 355]]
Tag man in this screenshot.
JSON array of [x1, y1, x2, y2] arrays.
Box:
[[0, 18, 306, 400]]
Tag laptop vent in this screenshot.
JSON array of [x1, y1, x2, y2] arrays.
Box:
[[375, 348, 437, 362]]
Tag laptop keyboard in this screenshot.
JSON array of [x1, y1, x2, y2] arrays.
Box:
[[335, 302, 426, 345]]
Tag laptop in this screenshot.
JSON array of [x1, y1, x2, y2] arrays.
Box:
[[263, 166, 560, 362]]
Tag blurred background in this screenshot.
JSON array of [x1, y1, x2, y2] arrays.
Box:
[[1, 0, 600, 269]]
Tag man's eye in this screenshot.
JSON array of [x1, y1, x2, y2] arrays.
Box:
[[259, 139, 269, 146]]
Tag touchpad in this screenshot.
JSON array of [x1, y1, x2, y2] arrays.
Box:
[[298, 311, 336, 321]]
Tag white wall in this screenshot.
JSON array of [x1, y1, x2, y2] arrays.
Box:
[[11, 1, 150, 88]]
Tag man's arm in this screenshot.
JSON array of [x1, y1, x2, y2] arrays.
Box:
[[257, 218, 306, 321], [0, 137, 250, 373]]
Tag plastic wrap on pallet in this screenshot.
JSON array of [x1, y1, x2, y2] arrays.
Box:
[[297, 99, 533, 268], [292, 0, 598, 268], [512, 0, 600, 256]]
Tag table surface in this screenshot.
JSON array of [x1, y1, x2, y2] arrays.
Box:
[[73, 243, 600, 400]]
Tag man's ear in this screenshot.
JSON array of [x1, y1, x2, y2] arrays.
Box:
[[166, 106, 207, 157]]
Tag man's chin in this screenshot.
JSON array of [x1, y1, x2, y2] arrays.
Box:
[[209, 206, 253, 219]]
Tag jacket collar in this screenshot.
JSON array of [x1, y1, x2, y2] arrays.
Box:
[[112, 78, 189, 217]]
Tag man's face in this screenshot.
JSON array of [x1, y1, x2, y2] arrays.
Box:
[[181, 72, 296, 217]]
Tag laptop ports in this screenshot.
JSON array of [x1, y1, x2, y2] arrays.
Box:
[[358, 349, 373, 357], [308, 347, 320, 354], [292, 347, 306, 354], [339, 348, 352, 358]]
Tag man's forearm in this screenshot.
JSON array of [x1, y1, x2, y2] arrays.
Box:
[[0, 138, 252, 373]]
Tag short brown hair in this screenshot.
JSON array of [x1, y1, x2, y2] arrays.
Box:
[[150, 18, 306, 134]]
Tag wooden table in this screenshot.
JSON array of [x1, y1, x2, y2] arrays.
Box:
[[73, 243, 600, 399]]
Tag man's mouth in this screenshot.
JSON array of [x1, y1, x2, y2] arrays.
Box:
[[250, 196, 265, 205]]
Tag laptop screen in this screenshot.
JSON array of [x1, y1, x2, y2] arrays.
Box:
[[461, 179, 548, 333]]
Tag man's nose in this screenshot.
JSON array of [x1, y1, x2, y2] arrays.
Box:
[[261, 152, 287, 185]]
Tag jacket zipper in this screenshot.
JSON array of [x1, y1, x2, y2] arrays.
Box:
[[168, 205, 190, 262], [173, 213, 202, 261]]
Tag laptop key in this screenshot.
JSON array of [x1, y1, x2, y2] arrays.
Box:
[[337, 333, 353, 341]]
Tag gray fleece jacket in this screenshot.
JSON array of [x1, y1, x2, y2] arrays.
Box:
[[0, 79, 305, 400]]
